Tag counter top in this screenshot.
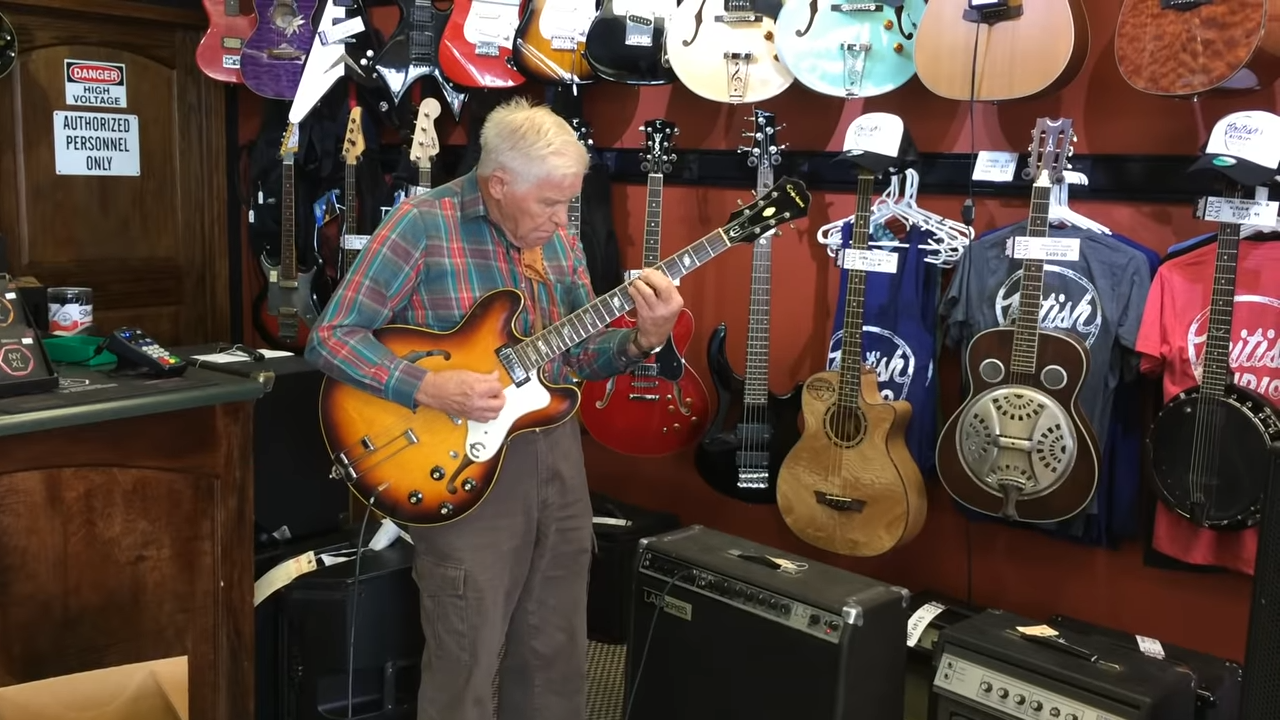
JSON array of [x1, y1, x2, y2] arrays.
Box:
[[0, 362, 264, 437]]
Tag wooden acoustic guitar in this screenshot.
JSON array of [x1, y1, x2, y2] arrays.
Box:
[[583, 0, 678, 85], [776, 169, 927, 557], [1148, 183, 1280, 528], [665, 0, 794, 104], [1115, 0, 1280, 97], [438, 0, 528, 88], [197, 0, 257, 83], [0, 12, 15, 80], [317, 177, 811, 526], [511, 0, 599, 84], [578, 119, 711, 457], [936, 117, 1099, 522], [913, 0, 1089, 101]]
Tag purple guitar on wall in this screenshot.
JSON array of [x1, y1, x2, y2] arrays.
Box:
[[241, 0, 319, 100]]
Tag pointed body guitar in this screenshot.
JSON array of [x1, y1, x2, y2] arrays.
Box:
[[438, 0, 527, 88], [665, 0, 793, 103], [197, 0, 257, 83], [373, 0, 467, 118]]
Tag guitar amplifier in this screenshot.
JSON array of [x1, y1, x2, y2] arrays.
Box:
[[625, 525, 909, 720], [931, 610, 1199, 720]]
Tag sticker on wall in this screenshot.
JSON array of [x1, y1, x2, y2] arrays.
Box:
[[53, 111, 141, 177], [64, 59, 127, 108]]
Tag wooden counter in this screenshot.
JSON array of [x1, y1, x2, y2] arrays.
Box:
[[0, 365, 264, 720]]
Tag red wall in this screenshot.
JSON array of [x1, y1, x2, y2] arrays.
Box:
[[237, 0, 1268, 660]]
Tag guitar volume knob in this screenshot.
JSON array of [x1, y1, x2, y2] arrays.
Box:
[[461, 478, 476, 493], [439, 502, 454, 516], [407, 490, 423, 505], [430, 465, 446, 481]]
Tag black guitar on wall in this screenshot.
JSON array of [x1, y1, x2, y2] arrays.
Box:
[[0, 12, 16, 79], [371, 0, 466, 119], [1148, 181, 1280, 529], [694, 109, 803, 504], [583, 1, 678, 85]]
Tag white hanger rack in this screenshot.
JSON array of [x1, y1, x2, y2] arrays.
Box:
[[816, 168, 974, 268], [1048, 170, 1110, 235]]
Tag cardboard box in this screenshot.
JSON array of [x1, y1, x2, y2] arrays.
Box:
[[0, 656, 187, 720]]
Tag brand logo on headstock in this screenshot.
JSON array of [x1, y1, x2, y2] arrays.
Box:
[[786, 183, 807, 208]]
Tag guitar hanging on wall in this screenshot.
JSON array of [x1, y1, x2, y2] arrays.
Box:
[[583, 1, 679, 85], [773, 0, 925, 99], [241, 0, 319, 100], [407, 97, 442, 197], [318, 177, 812, 527], [0, 12, 16, 79], [1147, 183, 1280, 529], [665, 0, 795, 104], [776, 168, 927, 557], [935, 117, 1099, 522], [511, 0, 599, 84], [578, 119, 711, 457], [372, 0, 467, 119], [197, 0, 257, 83], [695, 109, 803, 504], [254, 123, 321, 352], [339, 106, 367, 282], [289, 0, 384, 123], [438, 0, 527, 88]]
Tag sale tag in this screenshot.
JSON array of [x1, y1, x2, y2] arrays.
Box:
[[1201, 196, 1280, 225], [840, 248, 899, 273], [342, 234, 370, 251], [319, 15, 366, 45], [1135, 635, 1166, 659], [971, 150, 1019, 183], [906, 601, 947, 648], [1009, 236, 1080, 262], [222, 54, 240, 69]]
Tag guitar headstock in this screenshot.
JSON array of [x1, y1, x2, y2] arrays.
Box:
[[569, 117, 594, 151], [723, 177, 811, 244], [641, 119, 678, 176], [1023, 117, 1076, 185], [408, 98, 441, 170], [279, 122, 299, 162], [342, 106, 365, 165], [739, 108, 784, 168]]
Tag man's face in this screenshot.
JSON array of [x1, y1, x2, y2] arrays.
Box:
[[488, 171, 582, 248]]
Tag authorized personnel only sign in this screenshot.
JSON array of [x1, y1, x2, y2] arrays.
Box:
[[53, 111, 141, 176], [64, 59, 128, 108]]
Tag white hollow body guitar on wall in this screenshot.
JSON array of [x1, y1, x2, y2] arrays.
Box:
[[664, 0, 794, 104]]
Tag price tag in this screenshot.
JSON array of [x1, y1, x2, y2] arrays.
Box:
[[1015, 624, 1060, 638], [972, 150, 1019, 183], [1009, 236, 1080, 262], [342, 234, 370, 251], [3, 292, 14, 300], [551, 36, 578, 50], [840, 248, 899, 273], [625, 268, 679, 285], [1201, 196, 1280, 225], [222, 54, 240, 69], [1135, 634, 1165, 659], [906, 601, 947, 648], [319, 16, 366, 46]]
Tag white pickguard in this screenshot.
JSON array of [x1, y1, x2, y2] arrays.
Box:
[[463, 0, 522, 50], [537, 0, 596, 43], [464, 375, 553, 462], [289, 0, 357, 123]]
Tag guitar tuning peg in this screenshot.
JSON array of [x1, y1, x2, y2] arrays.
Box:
[[788, 222, 796, 230], [673, 127, 680, 135], [737, 199, 744, 206], [737, 145, 751, 153], [778, 142, 790, 151], [777, 123, 787, 131], [741, 130, 755, 138]]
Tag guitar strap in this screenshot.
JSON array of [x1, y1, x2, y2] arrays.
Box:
[[520, 246, 552, 334]]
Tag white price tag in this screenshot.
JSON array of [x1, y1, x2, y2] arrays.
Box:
[[840, 248, 899, 273], [971, 150, 1019, 183], [342, 234, 370, 251], [906, 601, 948, 648], [551, 36, 578, 50], [319, 16, 366, 45], [624, 268, 678, 285], [1009, 236, 1080, 262], [3, 292, 14, 300], [222, 54, 240, 69], [1135, 634, 1165, 659], [1201, 196, 1280, 225]]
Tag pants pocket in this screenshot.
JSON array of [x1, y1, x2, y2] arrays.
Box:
[[415, 556, 470, 668]]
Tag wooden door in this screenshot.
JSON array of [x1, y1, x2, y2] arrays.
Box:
[[0, 0, 229, 345]]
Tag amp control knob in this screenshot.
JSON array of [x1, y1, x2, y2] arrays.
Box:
[[996, 688, 1009, 699], [1014, 694, 1026, 705], [979, 681, 992, 693], [1030, 700, 1043, 712], [1065, 715, 1078, 720], [430, 465, 445, 480], [780, 602, 792, 614], [1049, 709, 1060, 718]]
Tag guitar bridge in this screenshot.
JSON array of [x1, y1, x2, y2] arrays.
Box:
[[841, 42, 871, 98], [625, 13, 654, 47], [715, 12, 763, 23], [724, 51, 754, 103], [550, 34, 577, 51], [813, 491, 866, 512], [736, 468, 768, 490]]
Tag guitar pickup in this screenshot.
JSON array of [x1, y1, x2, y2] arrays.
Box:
[[715, 12, 763, 23], [625, 13, 655, 47], [814, 491, 866, 512]]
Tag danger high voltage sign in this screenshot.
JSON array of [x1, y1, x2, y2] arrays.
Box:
[[64, 59, 128, 108]]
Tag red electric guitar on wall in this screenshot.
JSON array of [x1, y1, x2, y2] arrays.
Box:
[[438, 0, 528, 88], [578, 119, 710, 457], [196, 0, 257, 83]]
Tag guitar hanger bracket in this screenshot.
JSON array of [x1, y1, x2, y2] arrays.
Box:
[[962, 0, 1023, 25]]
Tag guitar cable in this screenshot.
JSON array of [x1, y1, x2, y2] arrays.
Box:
[[961, 20, 981, 228], [622, 568, 696, 720], [346, 501, 375, 719]]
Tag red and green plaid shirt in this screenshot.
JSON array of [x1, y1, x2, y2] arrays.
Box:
[[305, 171, 636, 409]]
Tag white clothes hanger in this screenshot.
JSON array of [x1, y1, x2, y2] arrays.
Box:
[[1047, 170, 1111, 235]]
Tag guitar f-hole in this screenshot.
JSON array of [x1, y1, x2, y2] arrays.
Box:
[[796, 0, 818, 37], [401, 348, 452, 363], [683, 0, 708, 46]]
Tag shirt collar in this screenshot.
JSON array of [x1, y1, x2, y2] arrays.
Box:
[[459, 171, 489, 221]]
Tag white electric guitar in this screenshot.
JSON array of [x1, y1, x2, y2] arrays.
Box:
[[408, 98, 442, 197], [289, 0, 372, 123], [664, 0, 794, 104]]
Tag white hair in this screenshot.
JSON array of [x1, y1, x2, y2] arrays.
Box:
[[476, 96, 589, 187]]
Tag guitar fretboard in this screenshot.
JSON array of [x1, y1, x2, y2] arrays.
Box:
[[744, 161, 775, 405], [343, 161, 359, 275], [567, 192, 582, 241], [417, 162, 432, 195], [642, 173, 663, 268], [1201, 183, 1245, 397], [281, 154, 297, 281], [409, 0, 438, 63], [835, 172, 876, 411], [1010, 183, 1052, 378]]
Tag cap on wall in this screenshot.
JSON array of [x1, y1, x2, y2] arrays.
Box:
[[1188, 110, 1280, 186], [838, 112, 918, 175]]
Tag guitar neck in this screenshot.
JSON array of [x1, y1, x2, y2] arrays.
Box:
[[642, 173, 663, 268], [417, 162, 432, 194], [835, 172, 876, 410], [280, 157, 297, 281], [409, 0, 438, 63], [515, 230, 733, 367], [225, 0, 242, 16], [743, 163, 775, 405], [567, 194, 582, 240], [343, 161, 358, 274], [1010, 183, 1052, 375], [1202, 184, 1245, 396]]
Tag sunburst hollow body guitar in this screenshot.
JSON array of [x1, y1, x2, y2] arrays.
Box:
[[318, 178, 811, 527], [665, 0, 795, 104], [936, 118, 1099, 523], [777, 170, 926, 557]]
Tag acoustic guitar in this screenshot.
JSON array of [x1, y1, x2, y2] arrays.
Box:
[[695, 110, 804, 504], [511, 0, 599, 84], [912, 0, 1089, 102], [578, 119, 711, 457], [241, 0, 319, 100], [407, 97, 443, 197], [936, 118, 1099, 522], [583, 0, 678, 85], [0, 12, 15, 80], [197, 0, 257, 83], [773, 0, 926, 99], [372, 0, 466, 119], [318, 177, 811, 526], [438, 0, 527, 88], [665, 0, 795, 104], [776, 169, 926, 557], [1147, 183, 1280, 529], [1115, 0, 1280, 97]]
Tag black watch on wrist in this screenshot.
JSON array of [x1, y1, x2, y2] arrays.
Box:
[[630, 329, 655, 359]]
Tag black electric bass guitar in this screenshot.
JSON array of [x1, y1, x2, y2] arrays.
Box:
[[695, 109, 803, 504], [1148, 183, 1280, 529], [0, 12, 16, 79], [582, 0, 678, 85]]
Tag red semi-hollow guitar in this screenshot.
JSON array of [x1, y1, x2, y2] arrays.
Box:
[[438, 0, 528, 88], [197, 0, 257, 84], [578, 119, 710, 457]]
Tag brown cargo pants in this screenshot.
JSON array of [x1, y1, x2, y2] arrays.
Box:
[[407, 422, 593, 720]]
